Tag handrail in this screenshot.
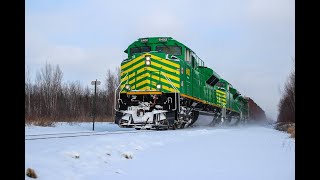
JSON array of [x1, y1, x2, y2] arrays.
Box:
[[160, 72, 180, 112], [114, 73, 128, 112], [235, 103, 243, 118]]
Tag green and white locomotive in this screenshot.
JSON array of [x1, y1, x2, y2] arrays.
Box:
[[115, 37, 249, 130]]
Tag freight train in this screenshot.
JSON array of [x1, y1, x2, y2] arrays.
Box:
[[114, 37, 264, 130], [246, 97, 266, 122]]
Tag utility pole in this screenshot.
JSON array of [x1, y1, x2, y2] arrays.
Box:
[[91, 79, 101, 131]]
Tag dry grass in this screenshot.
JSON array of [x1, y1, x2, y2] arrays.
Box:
[[25, 117, 56, 127], [122, 153, 133, 159], [276, 122, 295, 139], [25, 116, 114, 127], [287, 126, 295, 139], [26, 168, 37, 178]]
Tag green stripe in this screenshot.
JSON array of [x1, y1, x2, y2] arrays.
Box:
[[152, 58, 179, 72], [122, 67, 180, 85], [131, 76, 148, 88], [149, 71, 179, 84], [123, 71, 146, 84], [121, 63, 146, 79], [132, 75, 175, 91], [135, 83, 156, 90], [136, 83, 172, 93], [121, 74, 148, 87], [121, 64, 180, 80], [121, 57, 145, 72], [149, 65, 180, 79], [122, 72, 176, 92], [121, 58, 179, 80]]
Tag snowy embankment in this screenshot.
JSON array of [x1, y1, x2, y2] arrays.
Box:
[[25, 122, 294, 180]]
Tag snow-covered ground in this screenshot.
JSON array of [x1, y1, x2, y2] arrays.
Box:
[[25, 122, 295, 180]]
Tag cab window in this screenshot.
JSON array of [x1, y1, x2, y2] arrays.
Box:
[[141, 46, 151, 53], [130, 46, 151, 56], [130, 47, 140, 56], [156, 46, 182, 56]]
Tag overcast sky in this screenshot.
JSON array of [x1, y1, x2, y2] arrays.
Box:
[[25, 0, 295, 121]]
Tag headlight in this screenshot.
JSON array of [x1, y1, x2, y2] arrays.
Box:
[[156, 84, 161, 89], [145, 60, 151, 66], [145, 55, 151, 66], [125, 84, 131, 90]]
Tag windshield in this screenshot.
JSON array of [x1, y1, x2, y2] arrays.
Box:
[[130, 46, 151, 56], [156, 46, 182, 56]]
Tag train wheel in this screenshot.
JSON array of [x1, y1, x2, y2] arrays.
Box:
[[159, 119, 169, 130], [225, 116, 232, 125], [172, 123, 177, 130], [181, 122, 186, 129], [233, 117, 241, 126], [209, 117, 219, 127]]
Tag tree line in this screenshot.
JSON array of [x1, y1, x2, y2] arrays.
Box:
[[25, 63, 120, 124], [277, 59, 295, 124]]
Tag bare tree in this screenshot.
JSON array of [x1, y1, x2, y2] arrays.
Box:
[[26, 63, 121, 124], [35, 62, 63, 118], [82, 85, 92, 118], [115, 67, 121, 86], [277, 59, 295, 124], [105, 69, 116, 117], [25, 66, 32, 119]]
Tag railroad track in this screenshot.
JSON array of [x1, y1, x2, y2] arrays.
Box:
[[25, 130, 153, 141]]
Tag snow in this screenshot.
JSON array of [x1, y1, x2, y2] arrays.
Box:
[[25, 122, 295, 180], [193, 114, 215, 126]]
